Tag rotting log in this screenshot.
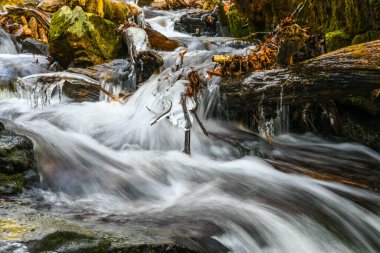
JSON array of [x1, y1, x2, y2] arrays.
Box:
[[220, 40, 380, 110]]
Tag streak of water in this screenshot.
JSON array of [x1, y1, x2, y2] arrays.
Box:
[[2, 65, 380, 252]]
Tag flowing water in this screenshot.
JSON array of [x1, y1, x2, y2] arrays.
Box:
[[1, 12, 380, 253]]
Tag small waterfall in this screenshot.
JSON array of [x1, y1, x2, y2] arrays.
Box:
[[146, 10, 191, 38], [15, 72, 102, 108], [0, 29, 18, 54]]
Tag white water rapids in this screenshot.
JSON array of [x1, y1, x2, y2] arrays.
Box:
[[1, 11, 380, 253]]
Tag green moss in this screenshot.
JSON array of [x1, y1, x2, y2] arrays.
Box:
[[325, 30, 352, 52], [352, 31, 374, 45], [227, 8, 249, 38], [233, 0, 379, 46], [0, 172, 24, 195], [0, 219, 30, 240], [29, 231, 111, 253], [49, 6, 122, 67]]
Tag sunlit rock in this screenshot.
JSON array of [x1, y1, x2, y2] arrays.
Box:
[[49, 6, 122, 68]]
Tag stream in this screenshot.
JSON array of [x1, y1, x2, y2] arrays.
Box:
[[1, 8, 380, 253]]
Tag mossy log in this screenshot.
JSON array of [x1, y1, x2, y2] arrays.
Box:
[[220, 40, 380, 110]]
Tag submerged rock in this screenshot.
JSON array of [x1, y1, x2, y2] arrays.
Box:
[[21, 38, 49, 56], [0, 200, 198, 252], [0, 122, 39, 195], [49, 6, 122, 68], [135, 50, 164, 83]]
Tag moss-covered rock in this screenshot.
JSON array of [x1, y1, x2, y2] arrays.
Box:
[[352, 30, 376, 45], [232, 0, 380, 47], [0, 122, 39, 195], [0, 200, 198, 253], [49, 6, 122, 68], [325, 30, 352, 52], [227, 8, 249, 37]]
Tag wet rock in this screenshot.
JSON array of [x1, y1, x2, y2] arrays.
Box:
[[0, 122, 39, 195], [0, 200, 198, 252], [174, 10, 219, 37], [145, 27, 180, 51], [49, 6, 122, 68], [136, 50, 164, 83], [122, 26, 150, 53], [121, 27, 163, 83], [219, 41, 380, 151], [67, 59, 132, 99], [21, 37, 49, 56], [37, 0, 63, 12], [61, 80, 100, 102]]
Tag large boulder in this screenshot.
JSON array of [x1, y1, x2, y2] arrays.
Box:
[[49, 6, 122, 68], [0, 122, 39, 195]]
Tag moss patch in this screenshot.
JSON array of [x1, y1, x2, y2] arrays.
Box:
[[325, 30, 352, 52], [227, 8, 249, 37], [352, 30, 374, 45], [0, 173, 24, 195], [49, 6, 122, 67], [0, 219, 30, 240]]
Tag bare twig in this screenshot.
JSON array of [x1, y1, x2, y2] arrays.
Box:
[[191, 109, 208, 136], [181, 93, 192, 154], [150, 100, 172, 126]]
